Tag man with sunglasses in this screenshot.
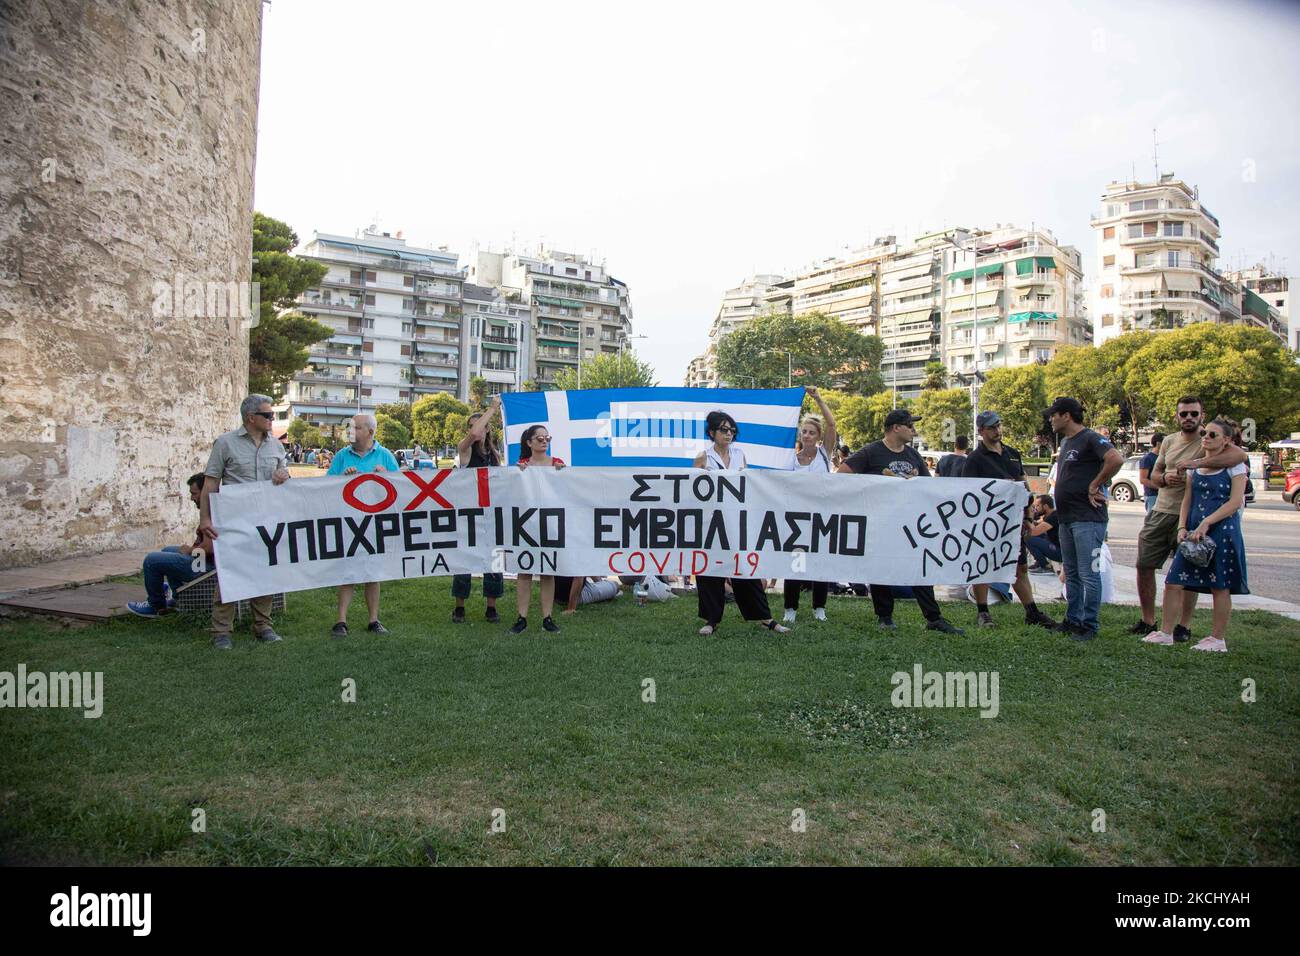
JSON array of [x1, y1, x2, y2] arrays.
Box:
[[1133, 395, 1247, 641], [197, 394, 291, 650]]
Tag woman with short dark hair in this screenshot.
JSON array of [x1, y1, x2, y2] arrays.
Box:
[[691, 410, 788, 636]]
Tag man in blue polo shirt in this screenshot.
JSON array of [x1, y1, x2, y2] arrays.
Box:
[[327, 413, 400, 638]]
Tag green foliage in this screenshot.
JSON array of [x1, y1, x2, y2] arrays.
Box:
[[978, 364, 1048, 451], [468, 376, 489, 409], [411, 393, 471, 450], [912, 388, 972, 450], [248, 212, 332, 400], [1045, 333, 1154, 441], [375, 413, 411, 451], [716, 311, 884, 393], [286, 418, 310, 443], [923, 361, 948, 391], [374, 402, 412, 432], [520, 379, 541, 392], [552, 351, 657, 391], [287, 421, 323, 449], [835, 392, 897, 450]]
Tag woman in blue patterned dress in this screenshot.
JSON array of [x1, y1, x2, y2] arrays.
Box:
[[1150, 418, 1248, 652]]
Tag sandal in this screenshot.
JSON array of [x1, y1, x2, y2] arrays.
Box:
[[698, 624, 717, 636], [759, 620, 790, 633]]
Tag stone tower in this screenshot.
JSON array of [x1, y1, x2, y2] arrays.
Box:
[[0, 0, 264, 568]]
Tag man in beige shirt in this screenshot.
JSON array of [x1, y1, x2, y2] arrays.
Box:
[[1132, 395, 1246, 640], [198, 393, 291, 650]]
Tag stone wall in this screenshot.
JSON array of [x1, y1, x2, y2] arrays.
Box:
[[0, 0, 263, 568]]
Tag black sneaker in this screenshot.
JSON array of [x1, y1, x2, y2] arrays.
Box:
[[367, 620, 389, 635], [1172, 624, 1192, 643], [1053, 619, 1080, 635], [485, 607, 500, 624], [331, 622, 349, 639], [542, 616, 560, 633], [976, 611, 995, 628], [510, 616, 528, 634], [877, 616, 897, 630], [1070, 627, 1099, 643], [1029, 565, 1056, 575], [451, 606, 465, 624], [926, 618, 964, 636], [1025, 609, 1058, 630], [1128, 618, 1156, 635]]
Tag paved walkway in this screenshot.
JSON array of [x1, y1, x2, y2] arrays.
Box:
[[0, 550, 149, 601]]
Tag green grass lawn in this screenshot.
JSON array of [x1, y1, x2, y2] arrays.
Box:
[[2, 579, 1297, 866]]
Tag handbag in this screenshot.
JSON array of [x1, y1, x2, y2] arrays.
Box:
[[1177, 535, 1217, 568]]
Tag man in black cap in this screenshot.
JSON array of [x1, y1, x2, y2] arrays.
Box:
[[838, 409, 964, 635], [962, 410, 1058, 630], [1045, 396, 1124, 642]]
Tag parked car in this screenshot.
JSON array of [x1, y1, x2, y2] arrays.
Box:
[[1283, 465, 1300, 511], [1109, 455, 1144, 503]]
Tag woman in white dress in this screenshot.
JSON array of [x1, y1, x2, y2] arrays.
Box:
[[779, 387, 837, 623], [691, 410, 789, 636]]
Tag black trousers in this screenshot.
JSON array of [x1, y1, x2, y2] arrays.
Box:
[[697, 576, 771, 625], [783, 579, 828, 610], [870, 584, 942, 623]]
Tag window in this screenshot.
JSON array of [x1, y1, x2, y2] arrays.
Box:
[[365, 294, 376, 306], [400, 345, 411, 357], [403, 276, 414, 288], [585, 271, 591, 280], [1103, 227, 1115, 240], [1106, 204, 1120, 217], [565, 267, 577, 276], [1101, 314, 1114, 327], [1103, 255, 1115, 268], [1129, 198, 1158, 211], [1100, 285, 1114, 298], [470, 345, 477, 363], [362, 364, 373, 377], [350, 270, 362, 284], [1163, 222, 1184, 237], [362, 318, 374, 329], [361, 387, 372, 397], [362, 341, 374, 352], [1167, 251, 1181, 267], [365, 271, 376, 282]]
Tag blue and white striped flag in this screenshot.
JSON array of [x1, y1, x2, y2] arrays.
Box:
[[500, 387, 805, 469]]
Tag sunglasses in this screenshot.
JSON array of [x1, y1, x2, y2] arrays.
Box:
[[251, 411, 274, 420], [715, 425, 736, 434], [1177, 410, 1201, 418], [530, 435, 551, 442]]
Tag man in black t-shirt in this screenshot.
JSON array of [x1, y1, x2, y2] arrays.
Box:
[[961, 411, 1057, 631], [935, 435, 969, 477], [1045, 396, 1124, 642], [838, 408, 963, 635]]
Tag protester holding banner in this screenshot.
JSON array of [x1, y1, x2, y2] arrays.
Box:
[[780, 387, 837, 624], [452, 396, 504, 624], [512, 424, 566, 634], [326, 413, 398, 638], [692, 410, 789, 636], [198, 394, 291, 650], [837, 409, 963, 635], [1046, 396, 1124, 642], [961, 411, 1057, 630]]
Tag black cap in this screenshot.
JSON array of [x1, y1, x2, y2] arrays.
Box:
[[1044, 396, 1084, 419], [976, 410, 1001, 429], [884, 409, 922, 429]]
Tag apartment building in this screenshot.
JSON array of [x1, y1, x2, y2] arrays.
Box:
[[277, 229, 466, 433], [463, 282, 527, 395], [1225, 264, 1293, 349], [467, 247, 634, 388], [1089, 174, 1233, 344], [942, 225, 1088, 385], [685, 274, 784, 387]]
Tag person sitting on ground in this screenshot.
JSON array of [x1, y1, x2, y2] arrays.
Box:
[[128, 474, 213, 618], [1026, 494, 1062, 574], [553, 576, 623, 614]]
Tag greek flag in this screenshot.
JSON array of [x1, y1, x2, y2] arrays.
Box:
[[500, 387, 805, 469]]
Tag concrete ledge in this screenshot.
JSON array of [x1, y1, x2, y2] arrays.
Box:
[[0, 550, 150, 601]]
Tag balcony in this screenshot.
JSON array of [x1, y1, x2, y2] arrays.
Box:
[[536, 347, 579, 362], [532, 283, 618, 306], [537, 323, 579, 340], [309, 345, 363, 361], [300, 293, 363, 314], [482, 332, 518, 345], [414, 281, 461, 299]]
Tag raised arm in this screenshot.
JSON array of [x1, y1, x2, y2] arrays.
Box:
[[458, 396, 501, 465], [807, 387, 837, 455]]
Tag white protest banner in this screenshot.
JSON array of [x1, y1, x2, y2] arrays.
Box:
[[210, 467, 1030, 602]]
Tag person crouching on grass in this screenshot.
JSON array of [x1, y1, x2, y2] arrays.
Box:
[[328, 413, 399, 637], [512, 424, 565, 634], [692, 410, 789, 636], [1145, 418, 1249, 652]]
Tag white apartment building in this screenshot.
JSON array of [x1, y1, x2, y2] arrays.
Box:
[[1225, 264, 1293, 349], [686, 274, 784, 387], [463, 282, 527, 395], [1090, 174, 1230, 344], [277, 229, 466, 433], [942, 225, 1088, 385], [467, 247, 634, 388]]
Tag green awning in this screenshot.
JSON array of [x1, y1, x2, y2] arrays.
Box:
[[537, 339, 578, 348], [1016, 256, 1057, 275], [947, 262, 1004, 280], [535, 294, 583, 309], [1244, 289, 1270, 319], [1201, 283, 1223, 306], [1008, 311, 1058, 323], [1036, 256, 1056, 269]]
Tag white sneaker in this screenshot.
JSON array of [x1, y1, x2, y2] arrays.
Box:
[[782, 609, 796, 624], [813, 608, 826, 622]]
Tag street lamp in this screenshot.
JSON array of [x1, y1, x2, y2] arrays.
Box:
[[618, 333, 648, 387]]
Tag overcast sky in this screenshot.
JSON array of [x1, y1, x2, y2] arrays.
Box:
[[254, 0, 1300, 384]]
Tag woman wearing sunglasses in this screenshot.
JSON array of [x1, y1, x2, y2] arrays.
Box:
[[1147, 418, 1249, 652], [511, 424, 566, 634], [690, 410, 789, 636]]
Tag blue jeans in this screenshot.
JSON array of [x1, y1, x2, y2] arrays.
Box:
[[1144, 495, 1156, 513], [1059, 520, 1107, 631], [143, 545, 204, 610], [1026, 535, 1062, 568]]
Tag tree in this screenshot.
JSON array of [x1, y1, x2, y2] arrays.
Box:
[[248, 213, 333, 400], [715, 310, 884, 394], [375, 413, 411, 451], [922, 361, 948, 390], [552, 351, 657, 391], [978, 364, 1048, 453], [468, 376, 489, 409], [520, 379, 541, 392], [287, 419, 323, 450], [1045, 333, 1154, 444], [411, 392, 471, 451], [835, 392, 897, 450], [912, 388, 972, 450], [374, 402, 412, 432], [286, 418, 311, 444]]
